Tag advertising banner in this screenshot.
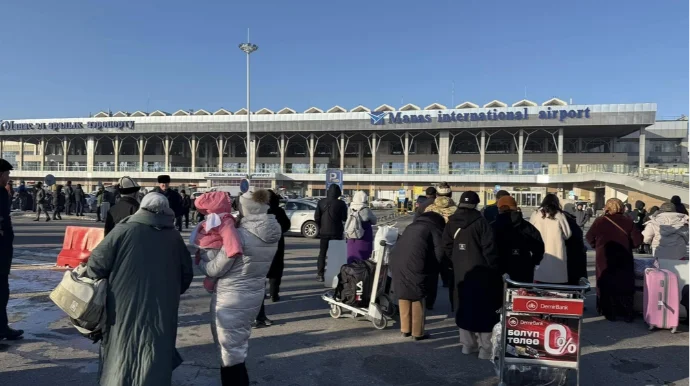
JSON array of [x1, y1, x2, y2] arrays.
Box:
[[504, 313, 580, 368], [512, 296, 584, 317]]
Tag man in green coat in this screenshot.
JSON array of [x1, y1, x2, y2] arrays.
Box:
[[86, 192, 193, 386]]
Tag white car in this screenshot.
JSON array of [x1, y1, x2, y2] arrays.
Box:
[[283, 199, 319, 238], [371, 198, 396, 209]]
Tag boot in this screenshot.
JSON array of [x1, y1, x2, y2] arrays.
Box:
[[220, 362, 249, 386], [0, 327, 24, 341]]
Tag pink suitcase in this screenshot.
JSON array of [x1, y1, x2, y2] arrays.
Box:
[[643, 268, 680, 333]]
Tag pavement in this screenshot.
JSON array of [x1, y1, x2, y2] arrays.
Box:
[[0, 215, 688, 385]]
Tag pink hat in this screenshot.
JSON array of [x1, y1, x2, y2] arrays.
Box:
[[194, 191, 232, 215]]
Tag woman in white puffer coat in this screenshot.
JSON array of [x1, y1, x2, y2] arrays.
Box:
[[642, 202, 690, 260], [197, 190, 281, 386]]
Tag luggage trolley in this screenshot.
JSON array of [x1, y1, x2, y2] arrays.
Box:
[[495, 274, 590, 386], [321, 226, 398, 330]]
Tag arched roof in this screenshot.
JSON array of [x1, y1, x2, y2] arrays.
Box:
[[350, 105, 371, 113], [374, 104, 395, 112], [93, 111, 110, 118], [112, 111, 129, 117], [483, 100, 508, 108], [512, 99, 538, 107], [277, 107, 296, 114], [455, 102, 479, 109], [255, 108, 274, 115], [130, 111, 147, 117], [172, 110, 190, 116], [214, 108, 232, 115], [193, 109, 211, 115], [235, 108, 249, 115], [425, 103, 447, 110], [326, 106, 347, 113], [304, 107, 324, 113], [149, 110, 169, 117], [399, 103, 421, 111], [542, 98, 568, 106]]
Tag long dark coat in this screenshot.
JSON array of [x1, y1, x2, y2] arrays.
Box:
[[267, 191, 291, 280], [586, 214, 642, 304], [390, 212, 445, 301], [86, 209, 193, 386], [314, 185, 348, 239], [491, 211, 545, 284], [563, 211, 588, 285], [104, 196, 140, 236], [443, 208, 502, 332]]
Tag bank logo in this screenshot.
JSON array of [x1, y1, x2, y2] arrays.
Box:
[[526, 300, 539, 311], [508, 317, 519, 327], [368, 112, 387, 125]]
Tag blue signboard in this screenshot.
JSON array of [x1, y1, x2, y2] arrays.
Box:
[[326, 169, 343, 191], [398, 188, 406, 203], [240, 179, 250, 194]]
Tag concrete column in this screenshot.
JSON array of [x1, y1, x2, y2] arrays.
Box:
[[190, 136, 197, 172], [557, 128, 564, 173], [138, 136, 144, 172], [62, 137, 68, 171], [86, 136, 95, 172], [639, 126, 646, 171], [339, 134, 345, 170], [249, 134, 257, 175], [610, 137, 616, 154], [371, 135, 377, 174], [403, 132, 410, 174], [217, 136, 224, 172], [439, 130, 449, 174], [0, 139, 3, 160], [518, 129, 524, 175], [39, 137, 45, 171], [113, 136, 120, 172], [18, 137, 24, 171], [577, 137, 583, 153], [308, 135, 315, 174], [279, 135, 286, 173], [164, 135, 170, 172], [479, 130, 486, 174]]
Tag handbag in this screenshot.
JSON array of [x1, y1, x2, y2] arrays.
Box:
[[50, 263, 107, 342]]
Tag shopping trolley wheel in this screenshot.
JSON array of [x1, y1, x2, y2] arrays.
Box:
[[329, 305, 342, 319], [372, 315, 388, 330]]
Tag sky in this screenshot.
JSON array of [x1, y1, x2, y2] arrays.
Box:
[[0, 0, 688, 119]]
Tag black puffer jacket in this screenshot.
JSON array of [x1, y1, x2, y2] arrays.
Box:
[[314, 185, 348, 239], [267, 190, 291, 280], [390, 212, 445, 301], [563, 211, 588, 285], [481, 204, 500, 224], [443, 208, 501, 332], [492, 211, 545, 284], [104, 196, 140, 235]]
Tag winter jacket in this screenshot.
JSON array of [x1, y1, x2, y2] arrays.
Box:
[[424, 196, 458, 222], [529, 210, 572, 283], [267, 190, 291, 280], [53, 187, 64, 208], [390, 212, 445, 301], [35, 188, 46, 204], [152, 187, 184, 217], [443, 208, 501, 332], [481, 204, 500, 224], [104, 196, 140, 236], [314, 184, 348, 239], [414, 196, 436, 220], [346, 191, 377, 263], [182, 194, 191, 210], [642, 212, 689, 259], [574, 209, 590, 228], [586, 213, 642, 298], [198, 212, 281, 367], [74, 187, 84, 203], [96, 190, 104, 206], [64, 185, 74, 202], [491, 211, 545, 284], [563, 211, 588, 285], [86, 208, 193, 386]]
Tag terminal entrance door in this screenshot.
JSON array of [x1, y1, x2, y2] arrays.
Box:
[[486, 191, 543, 208]]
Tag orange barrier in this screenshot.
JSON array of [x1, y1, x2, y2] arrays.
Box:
[[56, 226, 105, 268]]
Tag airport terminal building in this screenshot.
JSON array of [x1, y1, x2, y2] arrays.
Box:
[[0, 98, 687, 206]]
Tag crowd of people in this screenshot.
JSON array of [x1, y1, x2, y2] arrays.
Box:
[[0, 159, 688, 385]]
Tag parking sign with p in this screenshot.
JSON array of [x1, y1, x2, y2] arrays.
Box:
[[326, 169, 343, 191]]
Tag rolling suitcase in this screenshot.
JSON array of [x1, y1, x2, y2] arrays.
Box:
[[643, 268, 680, 333]]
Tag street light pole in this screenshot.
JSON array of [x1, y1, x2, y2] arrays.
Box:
[[239, 35, 258, 179]]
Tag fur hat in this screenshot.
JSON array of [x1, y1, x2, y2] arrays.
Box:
[[436, 182, 452, 196], [118, 176, 141, 194], [239, 189, 271, 215], [157, 175, 171, 184]]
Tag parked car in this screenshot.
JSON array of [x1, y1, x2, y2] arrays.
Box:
[[282, 199, 319, 238], [371, 198, 396, 209]]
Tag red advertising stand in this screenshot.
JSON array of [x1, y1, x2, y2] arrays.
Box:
[[497, 275, 590, 386]]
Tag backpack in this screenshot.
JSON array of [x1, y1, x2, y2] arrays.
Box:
[[49, 263, 107, 342], [344, 210, 365, 239], [334, 259, 376, 307]]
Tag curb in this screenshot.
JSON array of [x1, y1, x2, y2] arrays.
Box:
[[11, 212, 97, 221]]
